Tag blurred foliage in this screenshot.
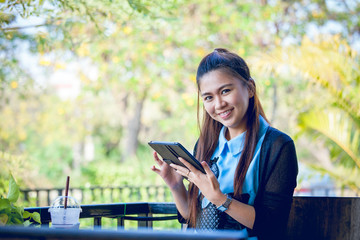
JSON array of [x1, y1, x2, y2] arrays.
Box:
[[0, 174, 41, 226], [253, 35, 360, 194], [0, 151, 36, 195], [0, 0, 359, 203]]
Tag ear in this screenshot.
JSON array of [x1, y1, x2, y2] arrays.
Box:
[[247, 78, 255, 98]]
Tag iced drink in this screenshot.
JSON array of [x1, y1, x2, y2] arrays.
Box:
[[48, 196, 82, 229]]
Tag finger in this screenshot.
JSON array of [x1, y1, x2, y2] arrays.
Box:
[[178, 157, 198, 173], [169, 163, 187, 171], [201, 162, 218, 183], [201, 161, 213, 175], [151, 165, 161, 174], [153, 151, 164, 165], [169, 163, 189, 176]]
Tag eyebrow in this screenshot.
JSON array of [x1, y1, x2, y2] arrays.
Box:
[[201, 83, 234, 97]]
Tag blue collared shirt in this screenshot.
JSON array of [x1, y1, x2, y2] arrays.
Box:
[[201, 115, 269, 209]]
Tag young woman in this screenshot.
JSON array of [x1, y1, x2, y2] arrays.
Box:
[[151, 48, 298, 239]]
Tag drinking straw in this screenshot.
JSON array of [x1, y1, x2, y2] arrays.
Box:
[[64, 176, 70, 209]]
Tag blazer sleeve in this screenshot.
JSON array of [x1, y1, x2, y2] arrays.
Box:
[[251, 137, 298, 240]]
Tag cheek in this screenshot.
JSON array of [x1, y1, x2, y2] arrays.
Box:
[[235, 91, 249, 109], [203, 103, 214, 115], [241, 97, 250, 111]]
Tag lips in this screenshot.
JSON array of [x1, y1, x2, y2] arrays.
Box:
[[218, 109, 232, 119]]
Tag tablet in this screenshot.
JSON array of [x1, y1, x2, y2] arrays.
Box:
[[148, 141, 205, 174]]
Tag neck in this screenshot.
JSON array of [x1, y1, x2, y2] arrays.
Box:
[[226, 127, 246, 140]]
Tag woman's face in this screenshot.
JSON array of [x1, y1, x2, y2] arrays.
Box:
[[199, 69, 251, 139]]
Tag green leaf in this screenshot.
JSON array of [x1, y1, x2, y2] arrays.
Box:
[[31, 212, 41, 224], [23, 211, 30, 219], [0, 213, 8, 226], [23, 220, 31, 227], [0, 199, 11, 211], [10, 215, 23, 225], [299, 109, 360, 168], [14, 206, 24, 216], [7, 208, 24, 225], [7, 174, 19, 203]]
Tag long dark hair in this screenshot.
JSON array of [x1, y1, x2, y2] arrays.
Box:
[[187, 48, 268, 227]]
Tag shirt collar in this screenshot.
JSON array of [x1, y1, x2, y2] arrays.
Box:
[[217, 115, 269, 156], [218, 126, 246, 156]]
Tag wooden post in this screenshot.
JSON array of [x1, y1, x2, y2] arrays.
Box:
[[117, 217, 125, 230], [46, 190, 50, 206], [36, 191, 39, 207], [137, 213, 152, 229], [287, 197, 360, 240], [94, 217, 102, 229]]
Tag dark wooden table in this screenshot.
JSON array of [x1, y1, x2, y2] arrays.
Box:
[[25, 202, 178, 229]]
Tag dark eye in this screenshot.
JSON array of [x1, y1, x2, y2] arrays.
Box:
[[204, 96, 212, 101], [221, 89, 230, 94]]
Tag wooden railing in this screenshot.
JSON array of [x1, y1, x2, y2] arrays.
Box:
[[22, 185, 357, 207], [21, 185, 171, 206]]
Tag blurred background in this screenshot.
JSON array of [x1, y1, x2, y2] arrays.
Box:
[[0, 0, 359, 208]]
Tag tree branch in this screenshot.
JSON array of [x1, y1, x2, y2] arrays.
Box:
[[1, 23, 49, 31]]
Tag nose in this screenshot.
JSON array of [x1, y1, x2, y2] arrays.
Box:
[[214, 96, 226, 110]]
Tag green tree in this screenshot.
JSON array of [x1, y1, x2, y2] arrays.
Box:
[[1, 0, 359, 193], [253, 35, 360, 194]]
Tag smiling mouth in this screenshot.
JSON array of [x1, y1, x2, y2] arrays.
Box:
[[218, 109, 232, 118]]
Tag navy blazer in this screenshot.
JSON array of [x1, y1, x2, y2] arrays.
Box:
[[178, 127, 298, 240]]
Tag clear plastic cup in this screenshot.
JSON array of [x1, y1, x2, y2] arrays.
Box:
[[48, 196, 82, 229]]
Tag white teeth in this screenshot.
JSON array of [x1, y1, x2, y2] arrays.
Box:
[[219, 110, 231, 116]]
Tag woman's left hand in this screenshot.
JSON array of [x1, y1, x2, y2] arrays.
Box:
[[170, 158, 226, 206]]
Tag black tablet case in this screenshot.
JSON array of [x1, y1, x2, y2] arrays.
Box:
[[148, 141, 205, 174]]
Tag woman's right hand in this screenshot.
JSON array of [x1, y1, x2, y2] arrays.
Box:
[[151, 151, 184, 191]]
